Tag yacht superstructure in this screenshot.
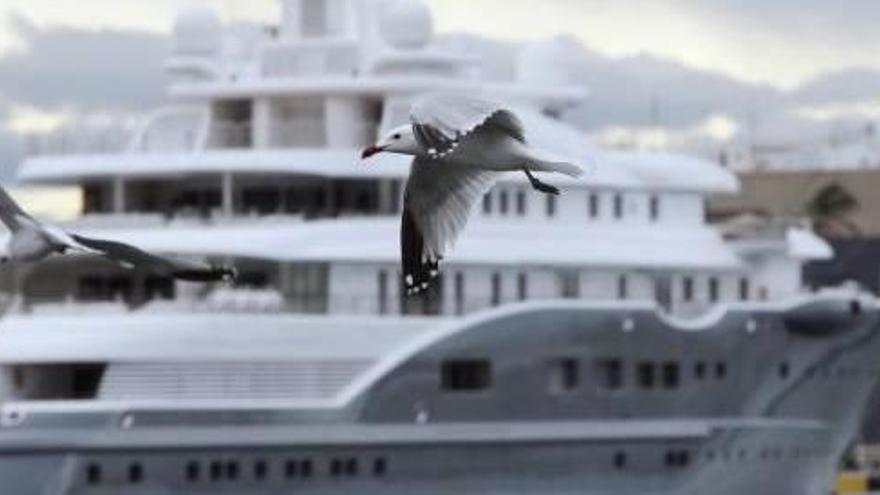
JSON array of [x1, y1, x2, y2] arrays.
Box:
[[0, 1, 868, 494]]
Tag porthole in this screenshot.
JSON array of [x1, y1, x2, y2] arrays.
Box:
[[285, 460, 298, 479], [210, 461, 223, 481], [226, 461, 239, 481], [779, 362, 790, 379], [185, 461, 200, 482], [301, 459, 313, 478], [331, 459, 343, 477], [254, 459, 268, 480], [613, 451, 627, 470], [86, 464, 102, 485], [128, 463, 143, 484], [694, 362, 706, 380], [373, 457, 387, 477], [345, 458, 358, 476]]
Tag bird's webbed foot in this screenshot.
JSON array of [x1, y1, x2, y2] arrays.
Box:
[[524, 169, 560, 196]]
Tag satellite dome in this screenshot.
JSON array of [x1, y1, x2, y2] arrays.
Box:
[[379, 0, 434, 50], [173, 6, 223, 56]]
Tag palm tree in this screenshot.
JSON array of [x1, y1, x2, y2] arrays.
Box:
[[805, 182, 861, 238]]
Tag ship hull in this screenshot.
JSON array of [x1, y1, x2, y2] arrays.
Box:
[[0, 419, 833, 495]]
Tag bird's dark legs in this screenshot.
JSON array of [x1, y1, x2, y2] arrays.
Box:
[[523, 169, 560, 196]]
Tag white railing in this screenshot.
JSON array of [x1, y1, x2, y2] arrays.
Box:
[[25, 128, 132, 157], [208, 120, 379, 150], [209, 121, 252, 149]]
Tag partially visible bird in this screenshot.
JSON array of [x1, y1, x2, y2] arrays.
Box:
[[0, 186, 236, 283], [362, 94, 584, 295]]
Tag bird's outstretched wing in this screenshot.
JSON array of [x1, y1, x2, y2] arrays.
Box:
[[401, 156, 498, 295], [410, 94, 525, 159], [69, 234, 235, 283]]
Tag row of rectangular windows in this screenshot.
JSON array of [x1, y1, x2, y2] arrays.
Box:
[[440, 358, 733, 393], [482, 190, 660, 221], [443, 358, 872, 393], [84, 457, 388, 486], [380, 271, 755, 317]]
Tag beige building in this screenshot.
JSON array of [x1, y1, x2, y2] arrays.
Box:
[[710, 169, 880, 238]]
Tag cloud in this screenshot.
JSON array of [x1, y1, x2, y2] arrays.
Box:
[[0, 10, 879, 184], [0, 13, 169, 112]]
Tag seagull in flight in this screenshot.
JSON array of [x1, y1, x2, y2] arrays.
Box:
[[362, 94, 584, 295], [0, 186, 236, 283]]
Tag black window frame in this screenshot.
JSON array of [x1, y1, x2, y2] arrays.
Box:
[[441, 359, 493, 392]]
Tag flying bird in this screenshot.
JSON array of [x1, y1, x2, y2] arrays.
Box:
[[0, 186, 236, 283], [362, 94, 584, 295]]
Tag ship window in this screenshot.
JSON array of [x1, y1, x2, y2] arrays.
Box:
[[237, 271, 270, 290], [665, 450, 690, 468], [650, 195, 660, 221], [186, 461, 200, 482], [715, 362, 727, 379], [226, 461, 239, 480], [491, 272, 502, 306], [739, 277, 750, 301], [779, 362, 790, 379], [483, 193, 492, 214], [86, 463, 102, 484], [517, 273, 528, 301], [709, 277, 720, 303], [694, 361, 707, 380], [662, 362, 679, 389], [441, 359, 492, 391], [613, 193, 624, 219], [499, 190, 509, 215], [547, 358, 579, 393], [516, 190, 527, 215], [588, 193, 600, 218], [145, 276, 174, 301], [285, 460, 298, 478], [128, 463, 143, 483], [617, 274, 628, 300], [546, 194, 557, 217], [345, 458, 358, 476], [614, 451, 627, 469], [559, 271, 580, 299], [638, 362, 655, 389], [301, 460, 313, 478], [378, 270, 389, 316], [330, 459, 343, 477], [454, 272, 466, 315], [254, 459, 268, 480], [210, 461, 223, 481], [682, 277, 694, 302], [598, 358, 623, 390], [373, 457, 387, 477]]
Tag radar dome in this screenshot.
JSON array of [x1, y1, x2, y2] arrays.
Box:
[[379, 0, 434, 50], [173, 6, 223, 56]]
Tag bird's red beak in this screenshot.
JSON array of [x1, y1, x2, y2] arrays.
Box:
[[361, 145, 385, 160]]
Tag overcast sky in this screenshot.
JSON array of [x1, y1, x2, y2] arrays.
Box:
[[0, 0, 878, 215], [3, 0, 880, 88]]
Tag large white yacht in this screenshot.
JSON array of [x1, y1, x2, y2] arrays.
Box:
[[0, 1, 874, 494]]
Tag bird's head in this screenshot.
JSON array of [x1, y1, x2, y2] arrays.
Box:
[[362, 125, 418, 160]]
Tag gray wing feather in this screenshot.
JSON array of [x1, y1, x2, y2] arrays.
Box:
[[70, 234, 231, 282], [404, 156, 499, 261], [410, 94, 525, 158]]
